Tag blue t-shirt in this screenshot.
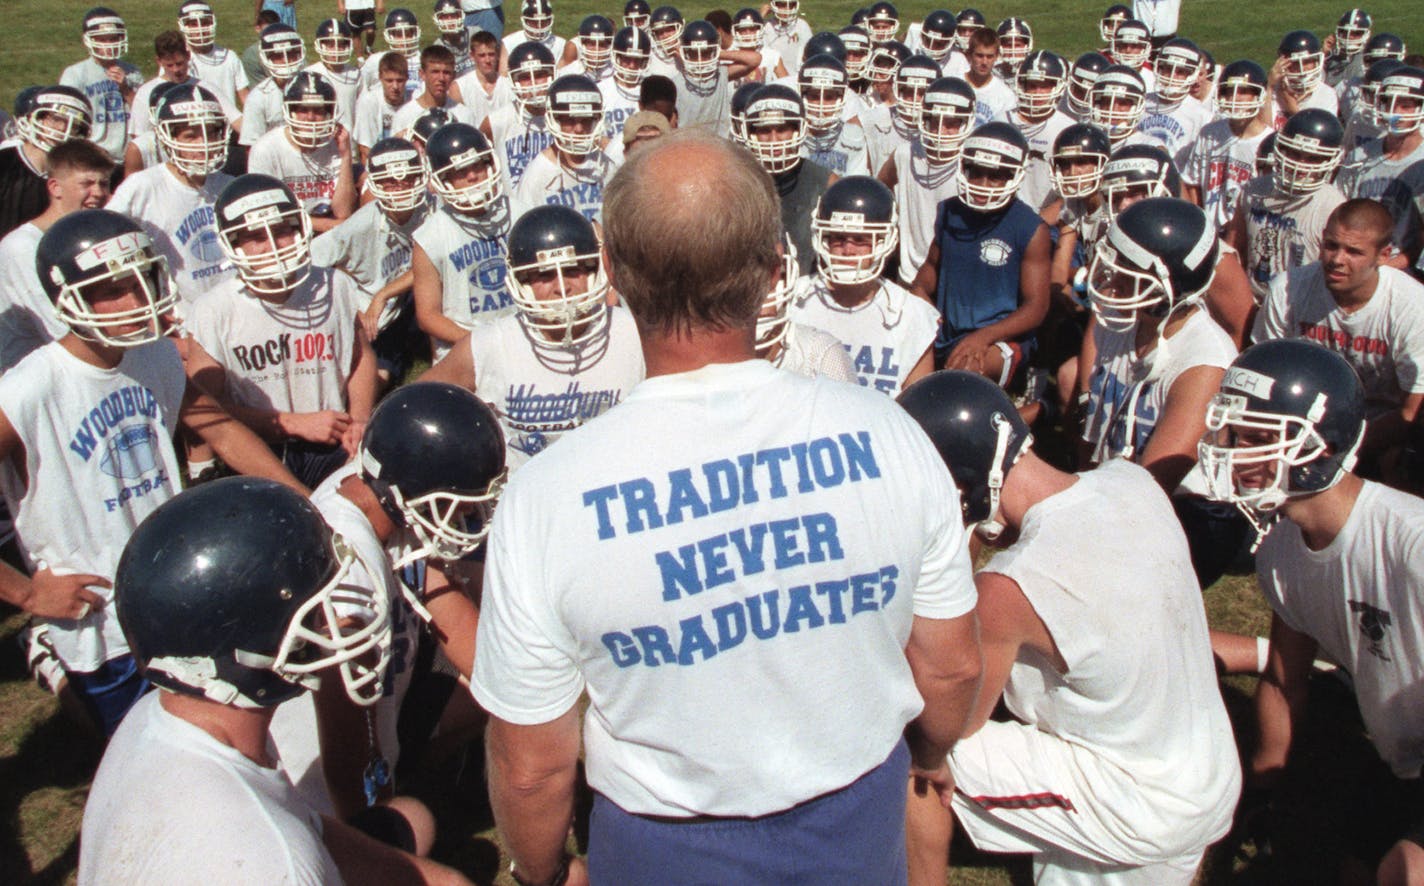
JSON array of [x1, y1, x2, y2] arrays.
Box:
[[932, 197, 1044, 350]]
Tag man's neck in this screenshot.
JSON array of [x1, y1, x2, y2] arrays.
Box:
[[999, 451, 1077, 531], [967, 70, 991, 88], [1230, 116, 1266, 138], [60, 331, 126, 369], [30, 203, 66, 232], [159, 691, 279, 768], [638, 323, 758, 378], [1281, 472, 1363, 551], [20, 141, 48, 174], [166, 161, 203, 189], [1330, 267, 1381, 311], [419, 91, 445, 109], [826, 279, 878, 308], [1383, 130, 1423, 160]]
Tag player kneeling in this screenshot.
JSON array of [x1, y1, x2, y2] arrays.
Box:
[[898, 370, 1242, 885]]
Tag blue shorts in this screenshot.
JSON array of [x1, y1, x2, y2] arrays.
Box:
[[588, 739, 910, 885], [68, 654, 151, 736], [261, 0, 297, 30], [464, 6, 504, 39]]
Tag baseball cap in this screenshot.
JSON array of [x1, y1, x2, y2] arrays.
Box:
[[622, 110, 671, 145]]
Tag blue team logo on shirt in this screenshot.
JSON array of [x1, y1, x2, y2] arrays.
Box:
[[98, 425, 161, 479], [474, 256, 506, 290], [191, 228, 223, 263]]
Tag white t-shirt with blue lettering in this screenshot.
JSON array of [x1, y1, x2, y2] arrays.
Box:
[[789, 276, 939, 396], [411, 199, 514, 360], [472, 359, 976, 817], [107, 164, 237, 304]]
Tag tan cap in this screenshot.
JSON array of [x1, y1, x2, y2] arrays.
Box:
[[622, 110, 671, 145]]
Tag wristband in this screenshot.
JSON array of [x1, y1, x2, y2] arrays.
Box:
[[510, 855, 570, 886]]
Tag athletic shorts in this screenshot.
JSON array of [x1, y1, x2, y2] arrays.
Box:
[[950, 720, 1208, 886], [346, 8, 377, 32]]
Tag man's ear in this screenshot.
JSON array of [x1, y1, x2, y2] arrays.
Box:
[[46, 174, 64, 203]]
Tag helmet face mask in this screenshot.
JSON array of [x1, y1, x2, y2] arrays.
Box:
[[893, 62, 937, 126], [83, 10, 128, 61], [800, 63, 848, 130], [521, 0, 554, 40], [425, 125, 505, 213], [1273, 112, 1343, 196], [366, 139, 429, 213], [20, 89, 94, 151], [865, 4, 898, 43], [547, 78, 606, 155], [1376, 69, 1424, 135], [1336, 9, 1372, 56], [997, 19, 1032, 70], [577, 17, 615, 69], [1111, 23, 1151, 69], [756, 238, 798, 358], [612, 27, 652, 87], [282, 75, 339, 149], [732, 9, 763, 49], [41, 215, 178, 348], [920, 83, 975, 164], [1216, 61, 1268, 121], [216, 178, 313, 295], [1279, 32, 1325, 94], [1089, 69, 1146, 142], [1014, 52, 1067, 118], [1051, 125, 1111, 198], [156, 91, 230, 176], [769, 0, 798, 26], [1153, 43, 1201, 102], [509, 48, 557, 111], [507, 245, 611, 348], [178, 3, 217, 49], [649, 8, 684, 53], [919, 23, 954, 62], [384, 11, 422, 54], [434, 1, 466, 36], [680, 22, 722, 82], [1086, 242, 1171, 330], [812, 210, 898, 286], [1099, 4, 1131, 43]]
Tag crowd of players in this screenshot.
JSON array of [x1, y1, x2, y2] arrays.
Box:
[[0, 0, 1421, 883]]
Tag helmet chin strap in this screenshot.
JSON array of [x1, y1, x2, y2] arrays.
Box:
[[973, 419, 1031, 543]]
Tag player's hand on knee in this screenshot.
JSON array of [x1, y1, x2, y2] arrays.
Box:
[[910, 760, 957, 809], [27, 569, 108, 620]]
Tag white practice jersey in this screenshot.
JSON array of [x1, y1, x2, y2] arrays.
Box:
[[1083, 307, 1237, 495], [107, 165, 237, 303], [789, 276, 939, 396], [1183, 120, 1273, 234], [413, 199, 514, 357], [59, 57, 145, 160], [1270, 85, 1338, 131], [1237, 175, 1345, 301], [186, 268, 362, 415], [1141, 94, 1213, 169], [597, 79, 641, 144], [359, 51, 423, 103], [190, 46, 250, 108], [0, 223, 68, 373], [1134, 0, 1183, 36], [775, 323, 858, 382], [511, 148, 618, 223], [312, 198, 431, 330], [1258, 480, 1424, 778], [1059, 195, 1112, 255], [79, 692, 342, 886], [130, 130, 161, 171], [239, 76, 286, 147], [304, 63, 363, 123], [271, 459, 423, 814], [248, 129, 344, 215], [470, 305, 645, 471], [971, 76, 1017, 126], [1337, 139, 1424, 256], [352, 89, 403, 151], [0, 340, 185, 670], [389, 96, 477, 137], [957, 459, 1240, 864], [502, 30, 567, 61], [863, 107, 915, 181], [892, 142, 959, 284], [488, 106, 555, 189], [674, 65, 733, 138], [456, 71, 502, 124], [130, 76, 241, 140], [763, 19, 813, 78], [471, 359, 977, 817], [1014, 110, 1076, 213], [804, 122, 871, 176], [1254, 264, 1424, 411]]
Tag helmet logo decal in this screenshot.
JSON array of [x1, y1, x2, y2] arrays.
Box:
[[1222, 366, 1276, 398], [74, 232, 148, 271]]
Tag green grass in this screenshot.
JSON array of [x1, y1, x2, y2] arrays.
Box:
[[2, 1, 1422, 884]]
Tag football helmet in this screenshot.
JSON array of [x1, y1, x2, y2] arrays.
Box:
[[757, 235, 799, 358], [802, 31, 847, 67], [612, 26, 653, 88], [799, 54, 849, 130], [649, 6, 684, 53], [680, 20, 722, 82], [433, 0, 465, 36], [359, 382, 507, 570], [920, 76, 976, 164], [1363, 32, 1406, 67], [1360, 58, 1405, 126], [546, 74, 605, 154], [1255, 131, 1278, 177], [918, 10, 956, 63], [1273, 108, 1344, 196], [82, 7, 128, 61], [1198, 339, 1365, 536], [866, 39, 909, 85], [729, 81, 761, 145], [958, 121, 1029, 211], [1014, 50, 1068, 118], [282, 72, 338, 149], [1087, 196, 1215, 331], [1336, 8, 1372, 57], [893, 54, 941, 126], [1101, 142, 1180, 219], [115, 478, 392, 708], [839, 26, 872, 79], [624, 0, 651, 30], [1278, 30, 1325, 94], [1051, 122, 1112, 198], [409, 106, 453, 148], [743, 84, 806, 174], [36, 209, 177, 348], [812, 176, 899, 285], [897, 370, 1033, 537], [1099, 4, 1131, 42], [769, 0, 799, 26], [215, 175, 313, 294], [508, 41, 558, 112], [424, 123, 503, 211], [1153, 38, 1203, 103], [314, 17, 356, 67], [1089, 64, 1147, 144], [1110, 19, 1151, 69], [865, 2, 899, 43], [17, 85, 93, 150], [505, 205, 611, 348], [996, 18, 1033, 71], [731, 8, 764, 49], [1375, 66, 1424, 135], [954, 8, 986, 51], [1067, 52, 1111, 119], [366, 137, 429, 213], [259, 24, 307, 79], [577, 15, 616, 69], [177, 0, 217, 50], [521, 0, 554, 41], [154, 83, 229, 176], [1217, 59, 1268, 121], [384, 8, 422, 55]]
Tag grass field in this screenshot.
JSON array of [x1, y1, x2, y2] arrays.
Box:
[[1, 1, 1422, 884]]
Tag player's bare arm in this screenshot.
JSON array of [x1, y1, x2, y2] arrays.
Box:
[[176, 380, 309, 495], [342, 317, 379, 455], [321, 814, 474, 886], [904, 611, 982, 776], [412, 243, 476, 346], [963, 571, 1063, 738], [487, 705, 583, 886], [1250, 613, 1319, 787], [1137, 363, 1226, 491], [418, 331, 477, 391]]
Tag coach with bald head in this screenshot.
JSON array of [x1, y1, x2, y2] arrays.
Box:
[[471, 130, 982, 886], [1252, 197, 1424, 473]]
